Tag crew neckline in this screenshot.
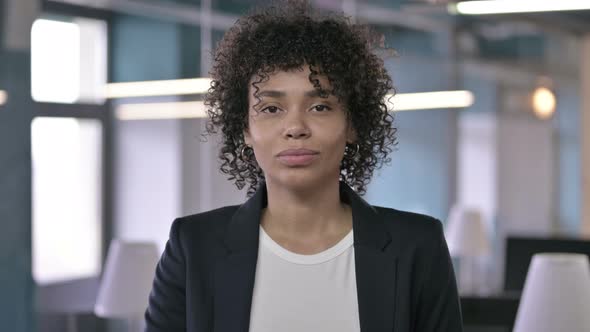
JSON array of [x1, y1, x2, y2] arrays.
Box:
[[259, 225, 354, 265]]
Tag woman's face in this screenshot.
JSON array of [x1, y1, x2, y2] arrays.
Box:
[[244, 66, 356, 191]]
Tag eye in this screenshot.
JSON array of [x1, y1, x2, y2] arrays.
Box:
[[312, 104, 332, 112], [260, 105, 281, 114]]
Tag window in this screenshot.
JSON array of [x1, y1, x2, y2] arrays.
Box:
[[32, 117, 103, 284], [30, 11, 109, 285], [31, 17, 107, 104]]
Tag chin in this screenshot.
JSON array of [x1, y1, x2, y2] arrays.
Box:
[[271, 169, 337, 191]]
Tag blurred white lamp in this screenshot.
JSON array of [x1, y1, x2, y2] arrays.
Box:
[[513, 253, 590, 332], [445, 205, 491, 295], [94, 240, 160, 331]]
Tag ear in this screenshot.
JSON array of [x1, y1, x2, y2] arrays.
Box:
[[346, 123, 357, 144], [243, 128, 252, 146]]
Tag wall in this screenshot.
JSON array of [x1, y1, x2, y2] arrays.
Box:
[[456, 59, 577, 291], [111, 14, 247, 253], [180, 119, 246, 216], [556, 81, 581, 236], [365, 30, 458, 222], [0, 0, 36, 330], [111, 15, 184, 252]]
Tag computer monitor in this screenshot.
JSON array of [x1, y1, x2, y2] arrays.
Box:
[[504, 236, 590, 292]]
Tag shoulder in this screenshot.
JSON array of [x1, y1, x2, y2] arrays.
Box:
[[371, 210, 463, 330], [177, 205, 241, 225], [372, 206, 454, 285], [374, 205, 444, 238], [169, 205, 241, 242], [370, 205, 447, 258]]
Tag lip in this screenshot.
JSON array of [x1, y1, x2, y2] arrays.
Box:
[[277, 148, 319, 157], [276, 148, 319, 166]]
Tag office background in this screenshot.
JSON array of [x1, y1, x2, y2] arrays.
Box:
[[1, 0, 589, 331]]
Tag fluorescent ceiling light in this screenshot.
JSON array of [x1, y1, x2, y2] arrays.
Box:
[[387, 90, 474, 111], [0, 90, 7, 105], [105, 78, 212, 98], [450, 0, 590, 15], [116, 90, 473, 121], [115, 101, 207, 120], [106, 79, 474, 113]]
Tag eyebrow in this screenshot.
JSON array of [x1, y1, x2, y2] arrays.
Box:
[[256, 89, 328, 98]]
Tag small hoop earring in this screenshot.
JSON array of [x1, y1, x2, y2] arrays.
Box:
[[346, 143, 360, 157], [240, 144, 253, 161]]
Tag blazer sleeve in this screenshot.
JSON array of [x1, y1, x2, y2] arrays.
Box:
[[145, 218, 187, 332], [414, 220, 464, 332]]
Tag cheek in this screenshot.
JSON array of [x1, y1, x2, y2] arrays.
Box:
[[320, 121, 348, 143], [247, 123, 275, 164], [318, 131, 347, 159], [248, 124, 273, 147]]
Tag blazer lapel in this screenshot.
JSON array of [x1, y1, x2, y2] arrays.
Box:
[[213, 182, 398, 332], [213, 250, 258, 332], [342, 183, 398, 332], [213, 184, 266, 332], [354, 245, 398, 332]]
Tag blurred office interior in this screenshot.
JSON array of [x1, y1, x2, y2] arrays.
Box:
[[1, 0, 590, 331]]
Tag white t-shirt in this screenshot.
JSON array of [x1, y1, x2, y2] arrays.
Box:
[[248, 225, 361, 332]]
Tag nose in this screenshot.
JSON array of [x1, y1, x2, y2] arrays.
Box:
[[285, 126, 310, 139], [283, 111, 310, 139]]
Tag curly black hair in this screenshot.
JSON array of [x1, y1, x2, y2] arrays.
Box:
[[204, 0, 397, 196]]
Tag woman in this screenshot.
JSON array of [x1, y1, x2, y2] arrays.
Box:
[[145, 1, 463, 331]]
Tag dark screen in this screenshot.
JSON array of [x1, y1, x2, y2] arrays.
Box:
[[504, 236, 590, 292]]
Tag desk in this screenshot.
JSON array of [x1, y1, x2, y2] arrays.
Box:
[[37, 278, 519, 332], [461, 293, 520, 331], [36, 277, 105, 332]]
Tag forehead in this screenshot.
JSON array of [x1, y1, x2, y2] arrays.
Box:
[[248, 66, 333, 94]]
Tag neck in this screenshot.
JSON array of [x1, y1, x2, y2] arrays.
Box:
[[261, 178, 352, 239]]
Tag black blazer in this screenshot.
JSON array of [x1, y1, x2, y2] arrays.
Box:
[[145, 182, 463, 332]]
